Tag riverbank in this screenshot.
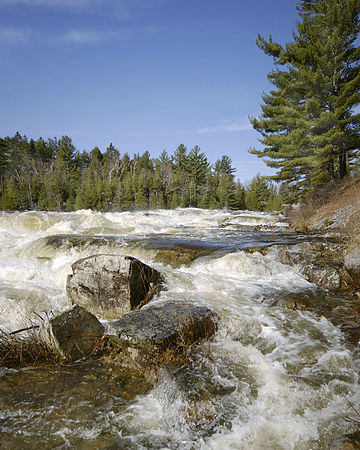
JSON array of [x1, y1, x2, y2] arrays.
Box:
[[288, 172, 360, 248], [288, 173, 360, 285], [280, 174, 360, 347]]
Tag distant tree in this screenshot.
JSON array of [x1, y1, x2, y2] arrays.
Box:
[[0, 138, 9, 183], [0, 132, 253, 213], [188, 145, 209, 206], [229, 181, 246, 210], [246, 174, 271, 211], [55, 136, 76, 171]]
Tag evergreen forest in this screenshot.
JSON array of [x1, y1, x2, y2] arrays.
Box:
[[0, 133, 281, 212]]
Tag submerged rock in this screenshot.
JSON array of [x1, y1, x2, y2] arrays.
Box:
[[39, 305, 104, 361], [126, 240, 219, 268], [107, 302, 218, 363], [66, 254, 163, 319], [263, 289, 360, 345]]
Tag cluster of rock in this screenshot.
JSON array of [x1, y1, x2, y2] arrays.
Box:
[[277, 240, 350, 292], [40, 254, 218, 368], [245, 234, 360, 345], [250, 237, 360, 294]]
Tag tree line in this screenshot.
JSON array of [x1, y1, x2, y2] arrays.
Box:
[[0, 132, 282, 212], [250, 0, 360, 201]]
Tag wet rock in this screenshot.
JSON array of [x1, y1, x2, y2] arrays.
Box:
[[39, 305, 104, 361], [244, 246, 269, 256], [126, 241, 218, 268], [32, 234, 121, 259], [302, 262, 342, 291], [152, 246, 214, 267], [108, 302, 218, 363], [66, 254, 163, 319]]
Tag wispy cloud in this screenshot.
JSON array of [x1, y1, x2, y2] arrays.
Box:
[[0, 26, 30, 44], [60, 29, 131, 44], [58, 25, 155, 44], [196, 119, 253, 135]]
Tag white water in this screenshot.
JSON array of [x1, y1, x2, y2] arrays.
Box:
[[0, 209, 359, 449]]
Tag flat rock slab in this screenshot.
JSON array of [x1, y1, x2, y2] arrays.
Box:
[[109, 302, 218, 355], [66, 254, 163, 319], [40, 305, 104, 361]]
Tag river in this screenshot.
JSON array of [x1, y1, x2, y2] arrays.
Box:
[[0, 209, 359, 449]]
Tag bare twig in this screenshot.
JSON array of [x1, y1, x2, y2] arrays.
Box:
[[9, 325, 40, 336], [343, 395, 360, 424]]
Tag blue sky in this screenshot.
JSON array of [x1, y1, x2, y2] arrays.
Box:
[[0, 0, 299, 183]]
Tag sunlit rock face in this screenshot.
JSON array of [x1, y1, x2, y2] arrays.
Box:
[[66, 254, 163, 319]]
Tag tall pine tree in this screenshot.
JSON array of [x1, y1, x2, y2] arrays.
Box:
[[250, 0, 360, 198]]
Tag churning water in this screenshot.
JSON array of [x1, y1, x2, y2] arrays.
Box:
[[0, 209, 359, 449]]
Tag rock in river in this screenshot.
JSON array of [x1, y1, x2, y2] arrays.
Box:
[[39, 305, 104, 361], [108, 302, 218, 363], [66, 254, 163, 319]]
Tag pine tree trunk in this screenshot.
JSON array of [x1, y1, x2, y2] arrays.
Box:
[[339, 145, 347, 179], [328, 157, 335, 180]]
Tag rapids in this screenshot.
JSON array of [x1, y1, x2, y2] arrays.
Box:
[[0, 208, 359, 449]]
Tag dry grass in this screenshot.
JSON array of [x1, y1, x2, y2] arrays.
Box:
[[288, 173, 360, 233], [0, 326, 60, 368]]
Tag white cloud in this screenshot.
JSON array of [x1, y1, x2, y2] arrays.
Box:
[[196, 119, 253, 134], [0, 26, 30, 44]]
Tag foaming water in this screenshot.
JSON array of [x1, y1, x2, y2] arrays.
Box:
[[0, 209, 358, 449]]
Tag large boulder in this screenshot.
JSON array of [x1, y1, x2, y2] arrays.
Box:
[[107, 302, 218, 363], [39, 305, 104, 361], [66, 254, 163, 319]]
